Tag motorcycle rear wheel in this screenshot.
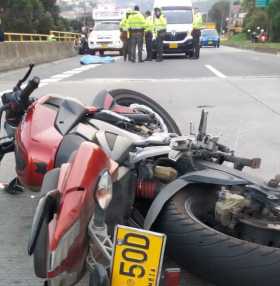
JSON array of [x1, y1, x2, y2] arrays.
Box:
[[156, 185, 280, 286], [109, 89, 181, 135]]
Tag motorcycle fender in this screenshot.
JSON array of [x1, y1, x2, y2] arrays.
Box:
[[144, 168, 249, 230]]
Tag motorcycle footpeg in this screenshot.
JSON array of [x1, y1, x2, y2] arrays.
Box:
[[89, 263, 109, 286]]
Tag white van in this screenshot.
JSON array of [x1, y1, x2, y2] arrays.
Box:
[[153, 0, 193, 56], [88, 21, 122, 56]]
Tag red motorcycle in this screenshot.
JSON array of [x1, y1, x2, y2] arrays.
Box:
[[2, 66, 280, 286]]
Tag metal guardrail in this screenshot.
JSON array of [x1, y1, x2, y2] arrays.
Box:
[[4, 32, 49, 42], [50, 31, 81, 42], [4, 31, 81, 42]]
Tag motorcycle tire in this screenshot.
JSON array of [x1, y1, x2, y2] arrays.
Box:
[[155, 185, 280, 286], [33, 169, 60, 278], [109, 89, 182, 135]]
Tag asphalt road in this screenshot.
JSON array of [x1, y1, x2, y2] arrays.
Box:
[[0, 46, 280, 286]]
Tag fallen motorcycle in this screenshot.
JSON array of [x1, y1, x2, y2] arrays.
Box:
[[1, 66, 280, 286]]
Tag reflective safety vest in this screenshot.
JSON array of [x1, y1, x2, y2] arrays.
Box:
[[120, 17, 129, 32], [127, 11, 146, 30], [145, 16, 154, 33], [193, 13, 203, 29], [153, 15, 167, 34]]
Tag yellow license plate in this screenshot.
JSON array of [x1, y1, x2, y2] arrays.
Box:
[[208, 41, 213, 45], [101, 44, 108, 49], [169, 43, 178, 49], [111, 225, 166, 286]]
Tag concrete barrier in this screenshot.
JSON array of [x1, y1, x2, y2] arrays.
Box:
[[0, 42, 77, 72]]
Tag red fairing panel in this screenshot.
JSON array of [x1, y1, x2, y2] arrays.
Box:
[[48, 142, 111, 277], [16, 96, 63, 189]]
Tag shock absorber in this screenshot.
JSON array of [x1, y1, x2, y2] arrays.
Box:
[[136, 164, 178, 199], [136, 179, 158, 199]]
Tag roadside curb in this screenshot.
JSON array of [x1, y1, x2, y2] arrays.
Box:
[[223, 43, 280, 55]]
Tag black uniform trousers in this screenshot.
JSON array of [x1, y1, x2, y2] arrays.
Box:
[[155, 30, 166, 61], [129, 29, 144, 62], [145, 31, 153, 60], [121, 31, 129, 61], [192, 28, 201, 59]]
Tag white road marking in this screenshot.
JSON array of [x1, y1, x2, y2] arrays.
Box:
[[72, 77, 223, 83], [39, 83, 48, 88], [63, 70, 85, 75], [50, 74, 71, 79], [0, 89, 11, 95], [205, 65, 227, 78], [0, 63, 101, 96], [40, 78, 62, 83]]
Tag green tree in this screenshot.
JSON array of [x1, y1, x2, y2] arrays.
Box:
[[268, 0, 280, 41], [0, 0, 70, 33], [209, 1, 230, 32], [243, 9, 269, 33]]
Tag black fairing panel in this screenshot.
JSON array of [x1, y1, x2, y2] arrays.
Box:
[[106, 170, 137, 235], [92, 89, 114, 109], [28, 168, 60, 255], [55, 134, 86, 167], [45, 97, 86, 135]]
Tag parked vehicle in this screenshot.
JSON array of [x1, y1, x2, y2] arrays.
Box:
[[257, 31, 269, 43], [200, 29, 220, 47], [1, 66, 280, 286], [88, 21, 123, 56], [78, 35, 90, 55], [153, 0, 194, 57]]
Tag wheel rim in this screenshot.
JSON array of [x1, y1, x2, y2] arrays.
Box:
[[109, 89, 181, 135], [184, 188, 280, 249]]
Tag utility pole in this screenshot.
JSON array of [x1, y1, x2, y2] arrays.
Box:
[[0, 7, 4, 42], [0, 7, 4, 25]]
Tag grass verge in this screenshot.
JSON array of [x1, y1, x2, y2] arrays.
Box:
[[222, 33, 280, 54]]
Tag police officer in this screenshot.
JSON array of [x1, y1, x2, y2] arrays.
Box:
[[120, 12, 130, 61], [127, 6, 146, 63], [153, 7, 167, 62], [192, 8, 203, 59], [144, 11, 153, 61]]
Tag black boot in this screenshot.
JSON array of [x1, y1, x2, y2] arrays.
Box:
[[4, 178, 24, 195], [156, 54, 163, 62]]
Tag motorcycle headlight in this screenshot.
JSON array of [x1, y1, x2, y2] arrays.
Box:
[[95, 171, 113, 210]]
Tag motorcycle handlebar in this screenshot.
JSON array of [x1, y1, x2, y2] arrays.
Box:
[[21, 77, 40, 102]]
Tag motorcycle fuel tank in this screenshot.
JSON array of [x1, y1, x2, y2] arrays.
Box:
[[15, 96, 63, 189]]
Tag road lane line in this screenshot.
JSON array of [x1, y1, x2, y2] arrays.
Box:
[[205, 65, 227, 78], [0, 63, 102, 96]]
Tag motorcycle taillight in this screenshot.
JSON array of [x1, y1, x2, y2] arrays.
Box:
[[164, 268, 181, 286]]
